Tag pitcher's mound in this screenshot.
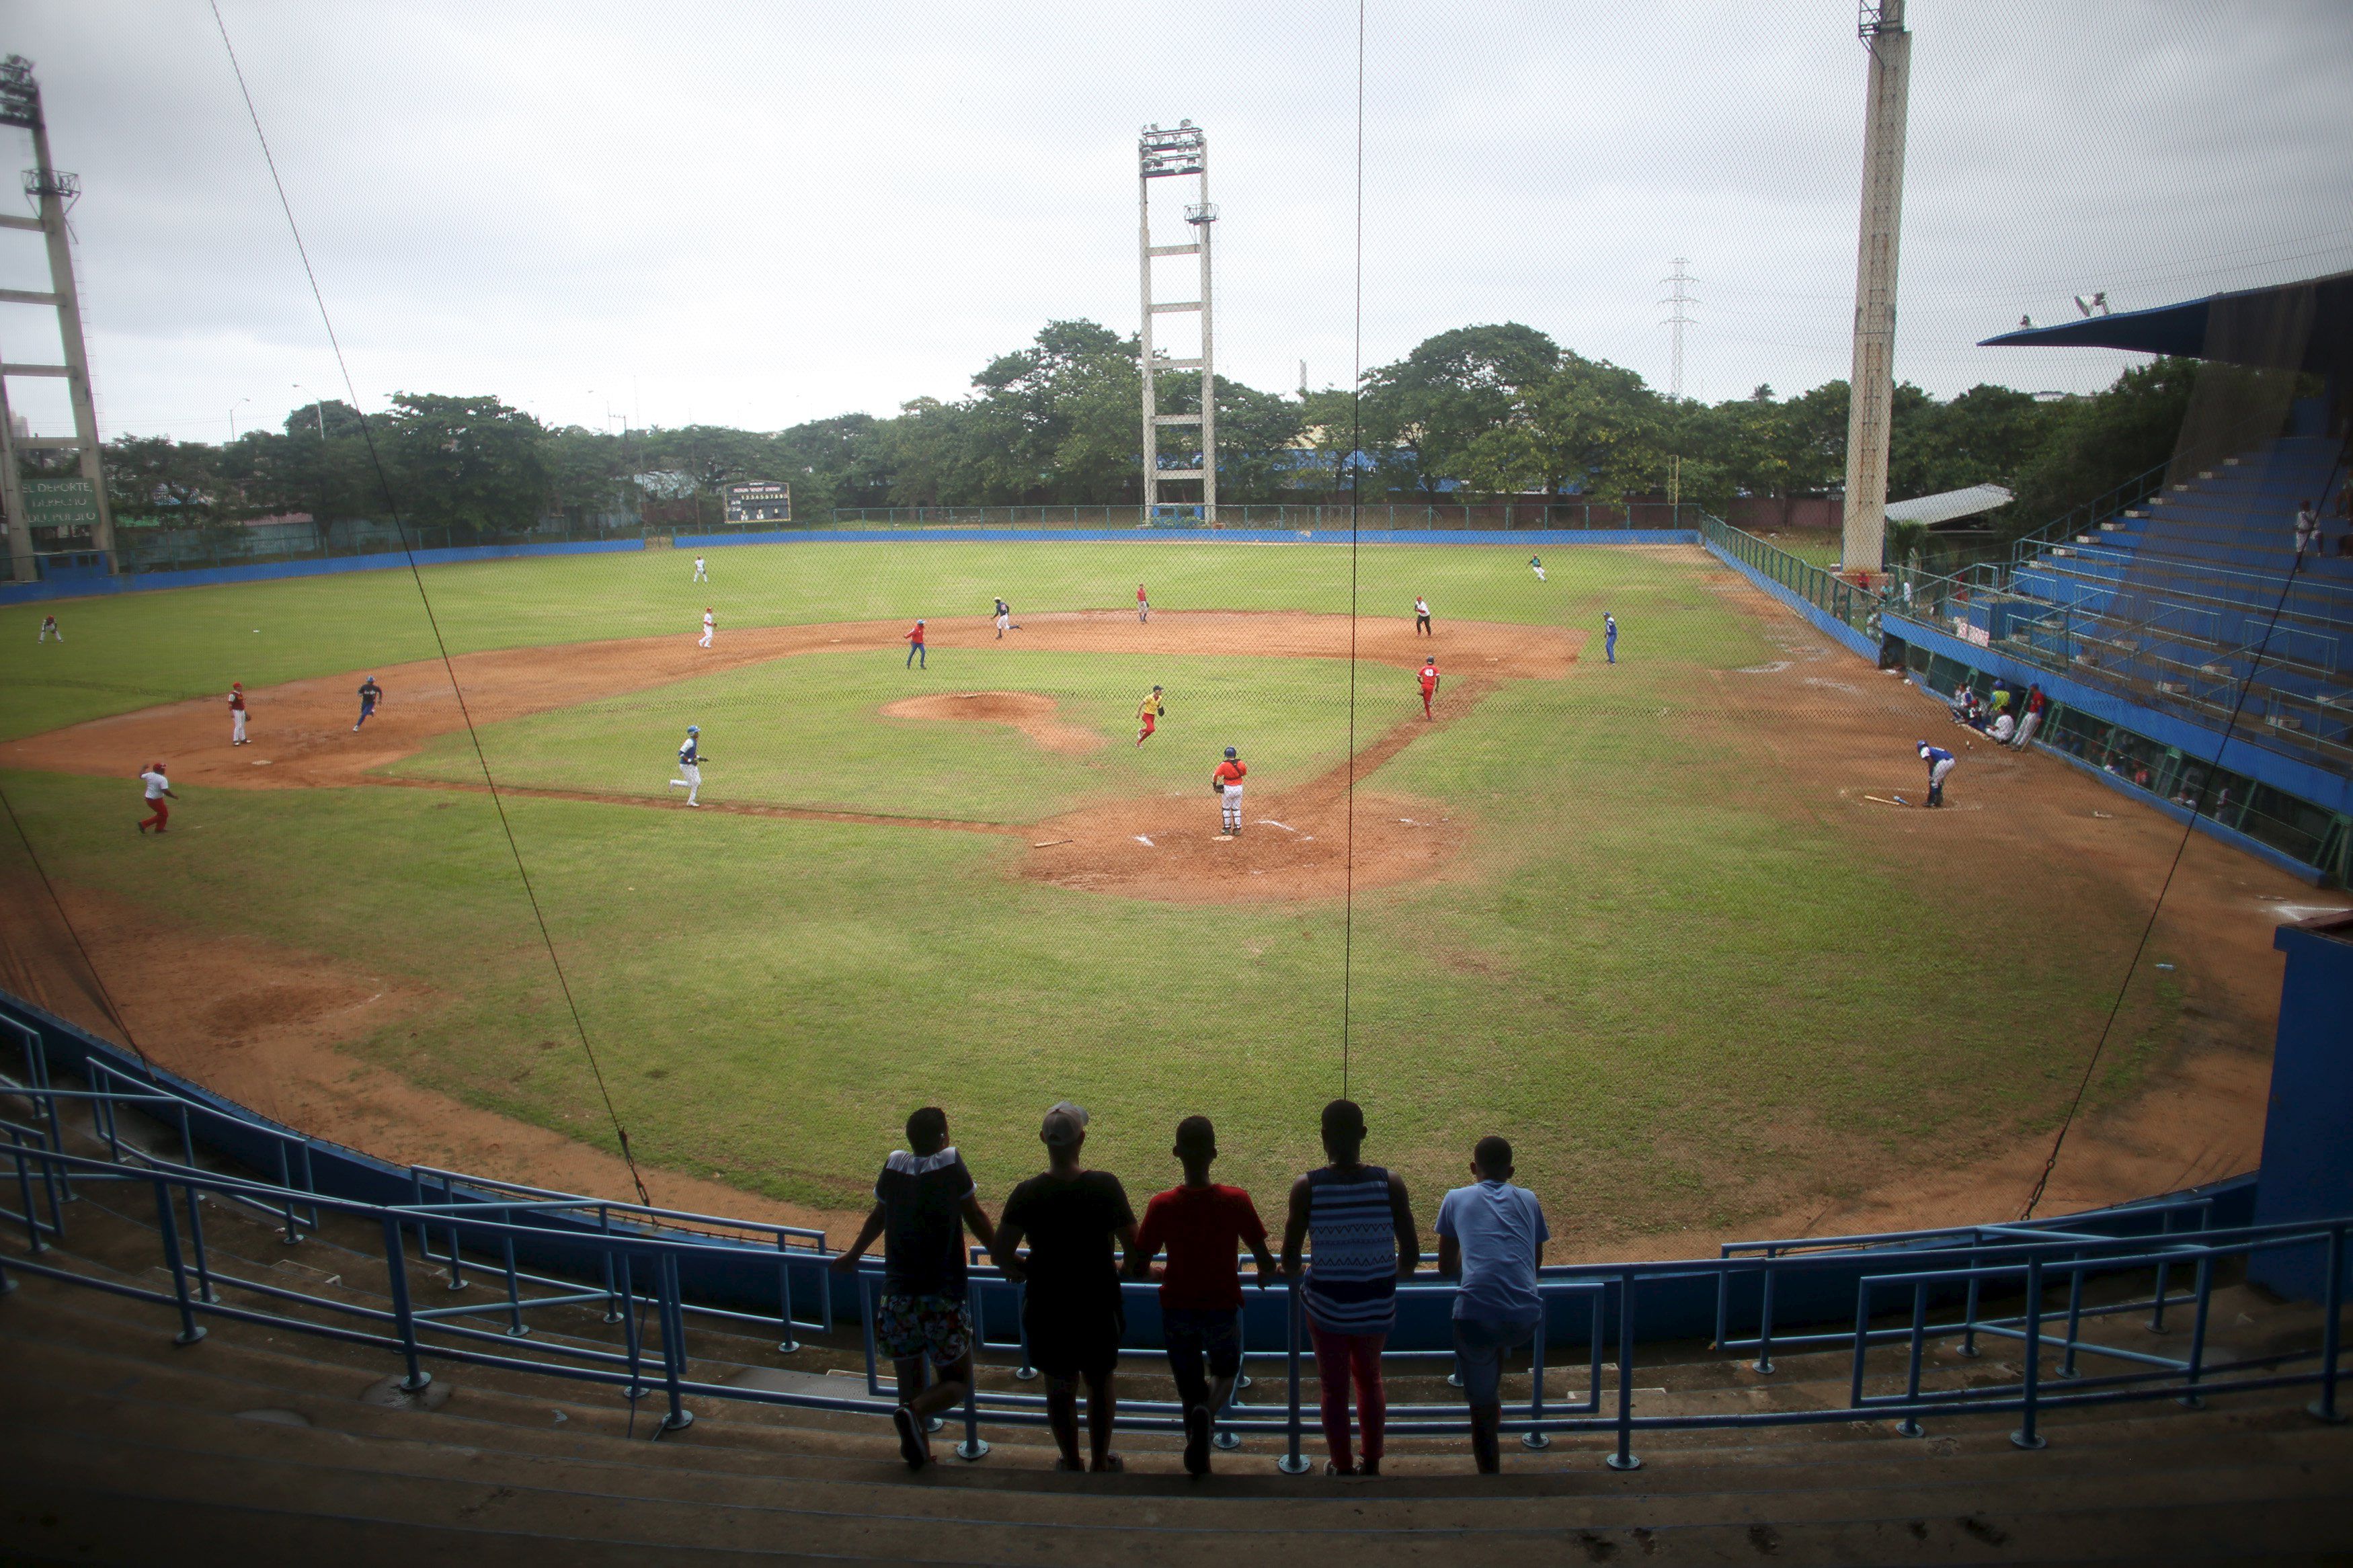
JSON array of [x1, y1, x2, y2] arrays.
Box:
[[879, 692, 1105, 755]]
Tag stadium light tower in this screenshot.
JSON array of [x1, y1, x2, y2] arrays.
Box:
[[0, 54, 115, 583], [1840, 0, 1912, 581], [1138, 122, 1215, 524]]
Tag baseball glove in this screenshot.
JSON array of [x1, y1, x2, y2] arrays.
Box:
[[1210, 781, 1224, 796], [1156, 706, 1165, 716]]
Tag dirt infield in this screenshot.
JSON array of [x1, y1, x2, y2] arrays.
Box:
[[879, 691, 1106, 755]]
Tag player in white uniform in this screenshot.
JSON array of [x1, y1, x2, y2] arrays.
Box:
[[693, 555, 709, 581], [994, 597, 1013, 638], [699, 607, 715, 649], [38, 614, 61, 642], [1529, 555, 1546, 582], [668, 725, 704, 806]]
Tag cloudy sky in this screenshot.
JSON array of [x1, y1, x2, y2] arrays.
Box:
[[3, 1, 2348, 442]]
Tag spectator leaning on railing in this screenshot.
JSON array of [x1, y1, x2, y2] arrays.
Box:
[[829, 1107, 996, 1471], [1126, 1115, 1279, 1477], [1283, 1098, 1419, 1477], [993, 1101, 1139, 1473], [1435, 1136, 1550, 1475]]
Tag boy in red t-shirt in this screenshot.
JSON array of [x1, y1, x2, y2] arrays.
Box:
[[1128, 1115, 1276, 1475]]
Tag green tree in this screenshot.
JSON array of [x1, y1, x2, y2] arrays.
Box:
[[1360, 323, 1562, 495], [381, 393, 549, 534]]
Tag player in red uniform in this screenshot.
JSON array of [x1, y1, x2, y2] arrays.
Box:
[[904, 619, 927, 669], [1418, 659, 1439, 718], [1211, 746, 1246, 837], [229, 682, 248, 745], [1137, 583, 1150, 623]]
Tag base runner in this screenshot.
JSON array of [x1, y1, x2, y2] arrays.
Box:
[[136, 762, 176, 835], [353, 675, 383, 731], [1137, 684, 1164, 747], [1212, 746, 1246, 837], [229, 682, 248, 745], [668, 725, 704, 807], [1419, 658, 1439, 719]]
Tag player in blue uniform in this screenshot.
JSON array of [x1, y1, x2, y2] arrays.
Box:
[[1528, 555, 1546, 583], [353, 676, 383, 731], [668, 725, 704, 806], [1603, 612, 1618, 663], [1917, 741, 1955, 808]]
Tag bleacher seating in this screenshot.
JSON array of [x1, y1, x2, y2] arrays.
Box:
[[1995, 434, 2353, 762]]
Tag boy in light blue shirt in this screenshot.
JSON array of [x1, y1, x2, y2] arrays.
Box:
[[1435, 1135, 1549, 1473]]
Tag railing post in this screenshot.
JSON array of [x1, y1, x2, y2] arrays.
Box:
[[11, 1137, 47, 1254], [501, 1234, 529, 1335], [147, 1175, 206, 1346], [2010, 1259, 2047, 1450], [1521, 1302, 1551, 1450], [381, 1214, 430, 1391], [2178, 1253, 2214, 1409], [1013, 1280, 1037, 1380], [2311, 1225, 2346, 1425], [1606, 1271, 1641, 1471], [274, 1143, 301, 1245], [774, 1240, 802, 1354], [1895, 1282, 1927, 1438], [1277, 1281, 1310, 1473], [955, 1280, 990, 1462], [2059, 1252, 2086, 1378], [180, 1179, 216, 1305], [657, 1251, 694, 1431], [1959, 1253, 1983, 1357], [1753, 1263, 1776, 1374], [619, 1251, 646, 1402]]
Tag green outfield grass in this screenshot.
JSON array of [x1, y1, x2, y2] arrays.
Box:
[[0, 540, 2184, 1242]]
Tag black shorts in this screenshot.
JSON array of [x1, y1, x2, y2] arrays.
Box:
[[1023, 1299, 1123, 1378]]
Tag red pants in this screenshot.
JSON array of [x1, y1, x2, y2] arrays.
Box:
[[139, 798, 169, 832], [1421, 690, 1433, 715], [1310, 1325, 1387, 1468], [1138, 714, 1155, 741]]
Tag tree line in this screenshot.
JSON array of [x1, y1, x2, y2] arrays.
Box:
[[95, 319, 2198, 547]]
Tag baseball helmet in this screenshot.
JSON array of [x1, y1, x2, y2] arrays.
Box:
[[688, 725, 700, 734], [1915, 739, 1928, 751], [1224, 746, 1237, 759]]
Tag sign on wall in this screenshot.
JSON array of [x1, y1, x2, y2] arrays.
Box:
[[22, 476, 99, 530]]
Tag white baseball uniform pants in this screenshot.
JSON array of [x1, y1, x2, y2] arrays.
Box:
[[670, 764, 701, 803], [232, 710, 247, 744], [2011, 712, 2040, 749], [1221, 782, 1243, 831], [699, 627, 713, 648]]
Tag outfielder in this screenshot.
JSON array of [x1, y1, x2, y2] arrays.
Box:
[[699, 607, 715, 649], [1211, 746, 1246, 837], [1917, 741, 1955, 809], [1529, 555, 1546, 583], [693, 555, 709, 582], [668, 725, 704, 807], [1137, 684, 1164, 747], [1414, 595, 1432, 636], [38, 614, 61, 643], [229, 682, 249, 746], [353, 675, 383, 731], [136, 762, 177, 835], [1603, 612, 1618, 663], [1419, 657, 1439, 719]]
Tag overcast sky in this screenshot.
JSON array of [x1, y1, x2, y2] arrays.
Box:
[[3, 1, 2348, 443]]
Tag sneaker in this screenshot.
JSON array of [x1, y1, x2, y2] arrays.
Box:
[[891, 1405, 929, 1471], [1183, 1404, 1211, 1476]]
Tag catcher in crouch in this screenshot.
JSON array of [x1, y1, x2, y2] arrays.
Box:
[[1211, 746, 1247, 837], [1137, 684, 1164, 747]]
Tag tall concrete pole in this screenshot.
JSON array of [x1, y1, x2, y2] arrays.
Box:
[[1840, 0, 1911, 580], [1192, 171, 1217, 526], [1138, 123, 1212, 522], [1140, 159, 1158, 518]]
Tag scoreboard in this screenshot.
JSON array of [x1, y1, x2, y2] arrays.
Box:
[[723, 481, 792, 524]]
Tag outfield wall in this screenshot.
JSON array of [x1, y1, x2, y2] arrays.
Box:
[[1699, 534, 1882, 662], [1, 528, 1703, 608]]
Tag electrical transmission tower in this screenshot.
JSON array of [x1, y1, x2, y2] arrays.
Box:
[[1841, 0, 1913, 580], [1138, 122, 1215, 524], [0, 55, 114, 584], [1658, 258, 1698, 402]]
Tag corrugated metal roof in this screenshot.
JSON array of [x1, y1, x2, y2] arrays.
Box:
[[1884, 483, 2012, 526]]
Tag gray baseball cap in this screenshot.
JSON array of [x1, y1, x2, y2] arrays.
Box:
[[1040, 1100, 1089, 1146]]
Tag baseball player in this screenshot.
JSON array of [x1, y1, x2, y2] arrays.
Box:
[[1137, 583, 1150, 622], [353, 675, 383, 731], [1414, 595, 1432, 636], [994, 597, 1014, 638], [699, 607, 716, 649], [1603, 612, 1618, 664], [1419, 657, 1439, 719], [693, 554, 709, 582], [1529, 555, 1546, 583], [1211, 746, 1246, 837], [904, 618, 927, 669], [1917, 741, 1956, 809], [229, 682, 249, 745], [38, 614, 61, 642], [1137, 684, 1164, 747], [136, 762, 176, 834], [668, 725, 704, 806]]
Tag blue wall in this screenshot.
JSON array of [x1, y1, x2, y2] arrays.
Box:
[[2250, 915, 2353, 1301], [0, 538, 647, 607], [1699, 538, 1882, 661]]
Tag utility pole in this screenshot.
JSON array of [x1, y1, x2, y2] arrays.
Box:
[[1139, 122, 1215, 525], [1840, 0, 1912, 581], [1658, 258, 1697, 403], [0, 55, 115, 583]]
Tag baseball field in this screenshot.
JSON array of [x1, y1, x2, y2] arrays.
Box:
[[0, 540, 2308, 1253]]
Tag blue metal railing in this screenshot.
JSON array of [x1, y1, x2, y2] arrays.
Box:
[[1, 1100, 2344, 1470]]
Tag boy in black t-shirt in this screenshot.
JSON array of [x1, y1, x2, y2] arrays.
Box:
[[994, 1100, 1138, 1473], [832, 1106, 996, 1469]]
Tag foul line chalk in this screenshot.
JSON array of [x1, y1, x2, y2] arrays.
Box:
[[1133, 835, 1154, 847]]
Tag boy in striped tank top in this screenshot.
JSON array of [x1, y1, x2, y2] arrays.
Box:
[[1281, 1099, 1419, 1476]]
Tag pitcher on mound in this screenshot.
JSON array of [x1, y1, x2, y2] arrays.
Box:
[[1211, 746, 1246, 837]]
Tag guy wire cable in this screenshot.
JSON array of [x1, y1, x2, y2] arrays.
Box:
[[1339, 0, 1367, 1100], [2020, 456, 2336, 1221], [208, 1, 653, 1208], [0, 777, 154, 1070]]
